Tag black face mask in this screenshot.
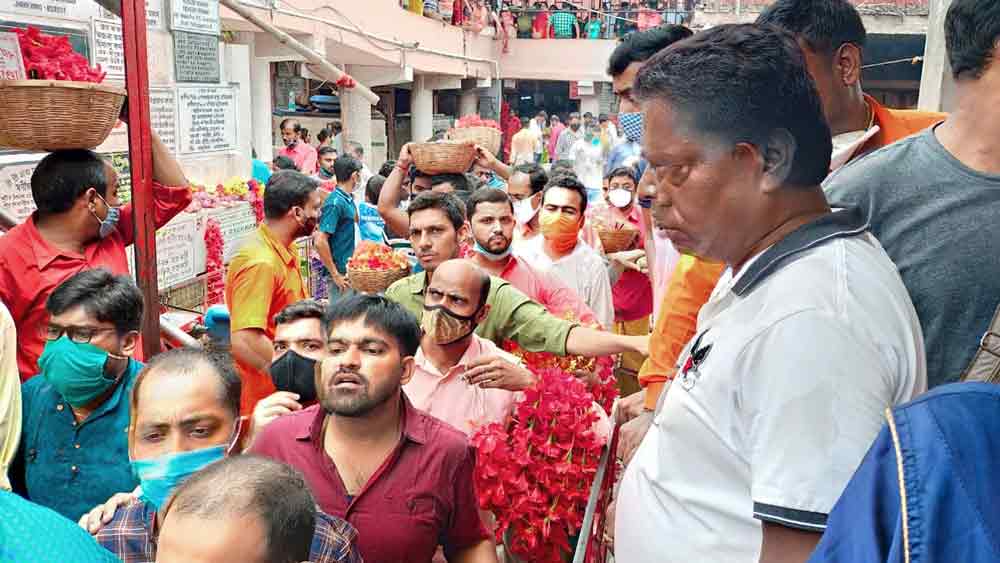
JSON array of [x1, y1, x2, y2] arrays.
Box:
[[269, 350, 318, 403]]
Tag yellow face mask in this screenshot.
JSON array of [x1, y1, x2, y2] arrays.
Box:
[[539, 210, 582, 254]]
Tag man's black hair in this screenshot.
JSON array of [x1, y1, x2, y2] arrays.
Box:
[[316, 128, 333, 144], [317, 146, 337, 159], [430, 173, 471, 192], [756, 0, 866, 57], [274, 299, 326, 327], [543, 173, 589, 215], [365, 175, 387, 206], [550, 159, 576, 173], [330, 119, 343, 134], [46, 268, 143, 334], [512, 163, 549, 194], [466, 186, 514, 218], [333, 155, 362, 183], [324, 294, 421, 358], [607, 24, 694, 76], [31, 150, 111, 215], [272, 155, 298, 171], [165, 455, 315, 563], [278, 118, 301, 132], [634, 24, 831, 187], [378, 160, 396, 177], [263, 171, 320, 219], [407, 191, 467, 230], [568, 112, 581, 120], [607, 165, 638, 184], [945, 0, 1000, 80], [134, 347, 242, 420]]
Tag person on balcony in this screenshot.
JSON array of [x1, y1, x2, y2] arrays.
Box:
[[549, 2, 579, 38], [531, 1, 550, 38], [637, 0, 663, 30], [0, 129, 190, 382]]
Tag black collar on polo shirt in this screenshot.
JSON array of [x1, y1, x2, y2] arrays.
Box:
[[732, 206, 869, 297]]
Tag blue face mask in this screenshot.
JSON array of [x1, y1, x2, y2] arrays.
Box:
[[486, 174, 507, 191], [619, 112, 645, 144], [92, 194, 121, 239], [130, 420, 241, 510], [474, 240, 512, 262]]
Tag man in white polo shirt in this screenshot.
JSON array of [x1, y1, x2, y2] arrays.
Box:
[[613, 25, 926, 563]]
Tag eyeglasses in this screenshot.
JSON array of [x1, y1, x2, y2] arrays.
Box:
[[42, 324, 118, 344]]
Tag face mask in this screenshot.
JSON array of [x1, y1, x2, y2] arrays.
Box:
[[284, 138, 297, 148], [92, 194, 121, 239], [474, 240, 512, 262], [485, 174, 506, 191], [422, 304, 479, 345], [318, 166, 334, 180], [513, 197, 539, 226], [609, 188, 633, 209], [570, 123, 581, 132], [269, 350, 318, 403], [130, 416, 240, 511], [295, 208, 317, 238], [619, 112, 644, 143], [539, 210, 581, 254], [39, 336, 124, 408]]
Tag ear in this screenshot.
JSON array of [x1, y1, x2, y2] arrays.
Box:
[[399, 355, 416, 386], [836, 43, 863, 87], [120, 330, 140, 356], [84, 187, 100, 208], [530, 191, 543, 207], [458, 221, 471, 242], [476, 303, 491, 324], [758, 128, 797, 192]]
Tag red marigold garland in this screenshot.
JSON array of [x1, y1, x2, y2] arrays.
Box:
[[471, 367, 606, 562], [203, 218, 225, 307]]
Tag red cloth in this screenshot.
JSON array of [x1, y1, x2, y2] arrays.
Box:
[[548, 122, 565, 160], [532, 11, 550, 38], [0, 182, 193, 380], [250, 400, 491, 563]]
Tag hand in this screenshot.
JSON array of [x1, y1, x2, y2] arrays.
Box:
[[397, 142, 415, 168], [77, 490, 138, 534], [616, 388, 647, 425], [608, 249, 647, 274], [464, 356, 537, 391], [473, 144, 499, 170], [620, 334, 649, 357], [251, 391, 303, 437], [617, 410, 654, 467], [332, 274, 351, 292]]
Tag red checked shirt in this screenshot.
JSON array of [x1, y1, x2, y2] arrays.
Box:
[[0, 182, 191, 380], [250, 399, 490, 563]]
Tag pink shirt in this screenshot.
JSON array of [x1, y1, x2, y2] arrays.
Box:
[[405, 335, 523, 436], [279, 141, 318, 174], [547, 123, 565, 160], [500, 255, 600, 327]]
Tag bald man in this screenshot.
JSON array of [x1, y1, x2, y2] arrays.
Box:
[[404, 260, 535, 436]]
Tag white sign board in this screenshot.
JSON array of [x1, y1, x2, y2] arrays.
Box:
[[177, 85, 237, 154], [7, 0, 100, 21], [98, 0, 164, 29], [149, 88, 177, 153], [156, 213, 201, 289], [92, 18, 124, 79], [0, 162, 37, 224], [0, 33, 26, 81], [208, 202, 257, 263], [170, 0, 220, 35]]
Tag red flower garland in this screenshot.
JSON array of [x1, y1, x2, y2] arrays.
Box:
[[203, 218, 225, 307], [456, 114, 502, 131], [472, 367, 606, 562], [16, 27, 105, 82], [247, 179, 264, 224]]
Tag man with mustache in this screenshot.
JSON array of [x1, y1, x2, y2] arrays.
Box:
[[250, 294, 499, 563]]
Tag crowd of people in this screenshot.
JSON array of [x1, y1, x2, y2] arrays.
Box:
[[2, 0, 1000, 561]]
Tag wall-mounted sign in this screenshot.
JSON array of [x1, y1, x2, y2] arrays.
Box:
[[0, 162, 37, 224], [156, 213, 202, 289], [149, 87, 178, 153], [177, 85, 237, 154], [6, 0, 99, 22], [170, 0, 220, 36], [173, 30, 219, 83], [0, 32, 26, 80], [98, 0, 164, 29], [208, 203, 257, 263], [92, 18, 124, 79]]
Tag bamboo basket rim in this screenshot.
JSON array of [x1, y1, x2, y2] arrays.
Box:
[[0, 79, 127, 96]]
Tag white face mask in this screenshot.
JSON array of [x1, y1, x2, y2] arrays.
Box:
[[608, 188, 633, 209], [513, 197, 539, 225]]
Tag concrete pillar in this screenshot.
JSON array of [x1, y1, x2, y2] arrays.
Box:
[[412, 74, 434, 143], [918, 0, 957, 112], [579, 94, 600, 118], [250, 54, 275, 162], [224, 43, 252, 178], [344, 65, 373, 169], [459, 79, 480, 117]]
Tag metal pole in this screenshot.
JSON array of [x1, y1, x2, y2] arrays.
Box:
[[120, 0, 161, 360]]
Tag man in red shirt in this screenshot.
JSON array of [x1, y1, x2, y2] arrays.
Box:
[[0, 131, 190, 380], [250, 293, 497, 563]]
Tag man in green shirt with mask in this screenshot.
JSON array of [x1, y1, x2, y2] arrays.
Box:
[[12, 268, 144, 521]]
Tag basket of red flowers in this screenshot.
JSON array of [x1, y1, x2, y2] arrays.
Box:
[[449, 115, 503, 156], [347, 242, 411, 294], [0, 27, 124, 151]]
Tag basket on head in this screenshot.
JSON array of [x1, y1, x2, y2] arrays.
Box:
[[409, 141, 478, 175], [347, 266, 411, 294], [449, 126, 502, 156], [596, 228, 638, 254], [0, 80, 126, 151]]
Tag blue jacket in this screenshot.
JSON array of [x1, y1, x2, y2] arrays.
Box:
[[809, 382, 1000, 563]]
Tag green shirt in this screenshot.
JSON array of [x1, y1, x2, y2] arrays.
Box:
[[386, 271, 576, 356]]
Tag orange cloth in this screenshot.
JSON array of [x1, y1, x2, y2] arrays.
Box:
[[225, 224, 307, 415], [636, 96, 947, 411]]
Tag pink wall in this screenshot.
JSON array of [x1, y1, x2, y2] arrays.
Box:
[[500, 38, 617, 82]]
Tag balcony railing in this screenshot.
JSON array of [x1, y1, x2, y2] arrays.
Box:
[[697, 0, 929, 16]]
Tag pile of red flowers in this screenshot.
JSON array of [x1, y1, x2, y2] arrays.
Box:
[[471, 367, 607, 562], [456, 114, 502, 130], [15, 27, 105, 82], [348, 241, 409, 272], [203, 218, 225, 306]]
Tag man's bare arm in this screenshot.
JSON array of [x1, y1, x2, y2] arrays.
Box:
[[759, 522, 821, 563]]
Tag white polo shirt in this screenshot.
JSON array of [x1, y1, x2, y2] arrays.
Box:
[[614, 208, 926, 563]]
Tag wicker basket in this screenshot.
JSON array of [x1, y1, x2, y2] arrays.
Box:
[[597, 228, 638, 253], [410, 141, 478, 175], [0, 80, 126, 151], [348, 266, 411, 294], [449, 126, 502, 156]]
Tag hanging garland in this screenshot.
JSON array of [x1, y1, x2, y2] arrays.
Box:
[[203, 218, 225, 307]]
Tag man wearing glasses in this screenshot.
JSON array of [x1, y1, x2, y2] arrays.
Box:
[[10, 268, 144, 521]]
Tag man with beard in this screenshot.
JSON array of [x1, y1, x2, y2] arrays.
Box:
[[277, 118, 318, 174], [554, 112, 585, 162], [250, 294, 498, 563], [227, 171, 323, 415]]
